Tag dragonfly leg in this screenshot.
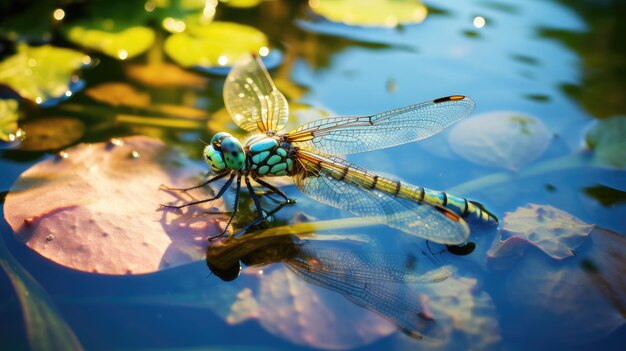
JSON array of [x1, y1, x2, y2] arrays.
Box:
[[160, 173, 235, 209], [253, 177, 295, 204], [159, 171, 230, 192], [209, 173, 243, 240]]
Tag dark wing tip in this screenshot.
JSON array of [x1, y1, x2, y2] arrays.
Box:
[[433, 95, 466, 103]]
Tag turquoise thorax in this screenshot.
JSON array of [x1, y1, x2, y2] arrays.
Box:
[[245, 134, 294, 176]]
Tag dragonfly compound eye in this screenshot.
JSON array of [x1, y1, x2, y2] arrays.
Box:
[[210, 132, 233, 149], [203, 145, 227, 172], [220, 137, 245, 170]]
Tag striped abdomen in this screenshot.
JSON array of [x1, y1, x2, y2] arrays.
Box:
[[297, 150, 498, 226]]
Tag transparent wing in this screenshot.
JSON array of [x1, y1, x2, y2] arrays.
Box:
[[287, 96, 474, 155], [286, 245, 452, 339], [223, 54, 289, 132], [295, 154, 470, 245]]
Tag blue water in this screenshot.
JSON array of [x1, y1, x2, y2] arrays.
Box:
[[1, 0, 625, 350]]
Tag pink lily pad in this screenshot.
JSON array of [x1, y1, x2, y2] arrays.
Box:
[[487, 204, 594, 269], [3, 136, 227, 275]]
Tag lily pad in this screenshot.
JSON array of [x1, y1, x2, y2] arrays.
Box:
[[19, 117, 86, 152], [0, 98, 20, 142], [308, 0, 428, 27], [585, 115, 626, 169], [487, 204, 595, 269], [65, 21, 155, 60], [222, 0, 262, 8], [0, 44, 87, 106], [164, 21, 269, 69], [448, 112, 550, 171], [3, 136, 227, 275]]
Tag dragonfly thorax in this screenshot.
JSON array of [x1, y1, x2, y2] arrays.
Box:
[[245, 134, 294, 177], [203, 132, 245, 172]]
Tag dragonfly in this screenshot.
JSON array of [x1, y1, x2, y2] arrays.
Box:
[[162, 54, 497, 245]]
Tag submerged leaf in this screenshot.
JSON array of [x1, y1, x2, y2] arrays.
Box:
[[0, 237, 83, 350], [0, 98, 20, 141], [504, 227, 626, 343], [65, 22, 155, 60], [309, 0, 428, 27], [19, 117, 85, 151], [85, 82, 150, 107], [125, 63, 206, 88], [3, 136, 226, 274], [487, 204, 594, 268], [585, 115, 626, 169], [164, 21, 269, 68], [449, 112, 550, 171], [0, 44, 87, 106]]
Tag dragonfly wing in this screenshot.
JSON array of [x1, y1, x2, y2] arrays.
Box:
[[287, 96, 474, 155], [286, 247, 450, 339], [295, 154, 470, 245], [223, 54, 289, 132]]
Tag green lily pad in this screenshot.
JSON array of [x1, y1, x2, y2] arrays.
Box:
[[0, 98, 20, 142], [65, 21, 155, 60], [19, 117, 86, 151], [221, 0, 263, 8], [585, 116, 626, 169], [0, 44, 87, 105], [448, 111, 550, 171], [308, 0, 428, 27], [164, 21, 268, 68]]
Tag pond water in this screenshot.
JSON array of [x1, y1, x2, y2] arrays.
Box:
[[1, 0, 625, 350]]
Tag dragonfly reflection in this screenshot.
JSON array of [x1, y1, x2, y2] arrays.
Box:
[[206, 232, 454, 339], [162, 54, 497, 243]]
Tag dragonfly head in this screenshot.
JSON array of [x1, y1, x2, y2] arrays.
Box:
[[204, 132, 245, 171]]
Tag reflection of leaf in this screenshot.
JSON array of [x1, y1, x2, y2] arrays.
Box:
[[487, 204, 594, 269], [3, 136, 226, 274], [503, 227, 625, 343], [0, 44, 86, 106], [448, 112, 550, 171], [309, 0, 428, 27], [0, 98, 20, 141], [0, 237, 83, 350], [257, 266, 396, 349], [164, 21, 268, 68], [19, 117, 86, 151], [419, 277, 501, 349], [66, 22, 155, 60], [0, 3, 55, 42], [585, 116, 626, 169]]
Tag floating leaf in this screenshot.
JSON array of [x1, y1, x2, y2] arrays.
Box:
[[0, 98, 20, 141], [19, 117, 85, 151], [85, 82, 150, 107], [65, 21, 155, 60], [3, 136, 226, 274], [585, 116, 626, 169], [487, 204, 594, 269], [503, 227, 625, 343], [221, 0, 262, 8], [0, 237, 84, 350], [449, 111, 550, 171], [0, 44, 87, 106], [125, 63, 206, 88], [308, 0, 428, 27], [164, 21, 269, 69]]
